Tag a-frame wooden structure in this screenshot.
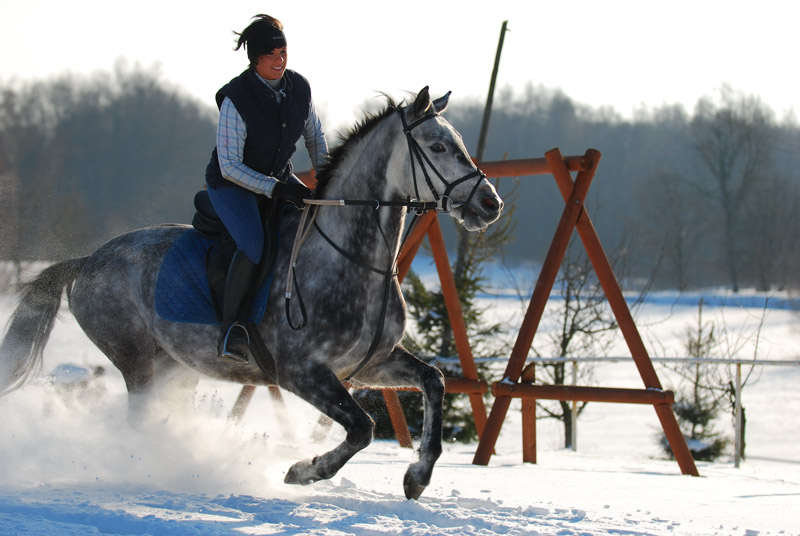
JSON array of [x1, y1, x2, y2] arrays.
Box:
[[468, 148, 697, 475]]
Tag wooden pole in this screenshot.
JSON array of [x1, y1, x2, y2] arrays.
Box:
[[397, 211, 436, 281], [427, 217, 489, 437], [382, 389, 413, 448], [476, 20, 509, 161], [571, 360, 578, 451], [734, 362, 743, 468], [520, 364, 537, 463], [230, 385, 256, 421], [493, 383, 674, 405]]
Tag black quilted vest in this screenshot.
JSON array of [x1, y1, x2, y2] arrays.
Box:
[[205, 68, 312, 189]]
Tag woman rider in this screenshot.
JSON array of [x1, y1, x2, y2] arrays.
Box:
[[205, 14, 329, 362]]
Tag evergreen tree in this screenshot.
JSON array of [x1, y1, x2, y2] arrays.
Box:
[[662, 299, 729, 461]]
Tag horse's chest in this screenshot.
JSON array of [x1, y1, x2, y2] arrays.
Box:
[[306, 278, 405, 349]]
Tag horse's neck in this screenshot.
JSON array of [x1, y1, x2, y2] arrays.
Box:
[[313, 123, 408, 270], [313, 201, 407, 275], [324, 121, 403, 201]]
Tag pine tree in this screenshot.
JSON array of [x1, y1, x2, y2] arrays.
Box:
[[662, 299, 729, 461]]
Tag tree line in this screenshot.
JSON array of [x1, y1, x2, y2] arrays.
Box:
[[2, 65, 799, 291], [0, 62, 216, 262], [445, 82, 800, 292]]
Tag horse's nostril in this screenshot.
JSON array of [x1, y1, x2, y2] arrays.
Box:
[[482, 197, 500, 212]]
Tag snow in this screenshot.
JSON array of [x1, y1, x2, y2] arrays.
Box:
[[1, 288, 799, 535]]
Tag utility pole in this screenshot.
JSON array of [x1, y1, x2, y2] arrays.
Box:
[[439, 20, 509, 358]]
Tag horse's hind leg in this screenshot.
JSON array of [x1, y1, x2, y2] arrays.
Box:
[[353, 346, 445, 500], [109, 343, 200, 424], [150, 349, 201, 415], [89, 338, 197, 424], [281, 361, 375, 486], [83, 332, 160, 425], [72, 313, 179, 424]]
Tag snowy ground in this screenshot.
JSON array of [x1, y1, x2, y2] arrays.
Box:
[[1, 282, 799, 535]]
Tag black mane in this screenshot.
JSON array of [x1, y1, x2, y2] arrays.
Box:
[[313, 95, 401, 197]]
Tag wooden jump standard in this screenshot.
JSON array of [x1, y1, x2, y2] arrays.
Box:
[[470, 148, 698, 476]]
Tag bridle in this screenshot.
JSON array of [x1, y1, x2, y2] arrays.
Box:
[[398, 101, 486, 215], [284, 103, 488, 380]]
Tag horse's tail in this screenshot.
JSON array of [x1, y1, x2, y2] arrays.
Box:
[[0, 257, 88, 395]]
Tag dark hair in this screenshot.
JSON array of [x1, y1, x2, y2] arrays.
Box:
[[234, 14, 286, 66]]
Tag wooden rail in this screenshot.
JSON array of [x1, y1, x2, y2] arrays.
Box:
[[493, 383, 674, 405]]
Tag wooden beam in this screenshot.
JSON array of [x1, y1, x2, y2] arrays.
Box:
[[492, 383, 674, 405]]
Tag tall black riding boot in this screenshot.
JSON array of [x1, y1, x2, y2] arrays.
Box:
[[218, 250, 257, 362]]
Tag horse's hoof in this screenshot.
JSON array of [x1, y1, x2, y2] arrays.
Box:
[[403, 471, 426, 500], [284, 459, 317, 486]]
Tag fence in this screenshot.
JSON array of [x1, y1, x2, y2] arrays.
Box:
[[464, 355, 800, 468]]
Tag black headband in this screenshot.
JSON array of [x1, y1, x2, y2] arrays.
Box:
[[246, 25, 287, 63]]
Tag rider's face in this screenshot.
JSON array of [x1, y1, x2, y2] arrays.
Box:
[[255, 47, 288, 80]]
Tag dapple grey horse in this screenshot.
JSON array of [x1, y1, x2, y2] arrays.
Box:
[[0, 87, 503, 499]]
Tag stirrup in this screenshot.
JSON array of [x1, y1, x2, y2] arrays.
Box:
[[218, 322, 250, 363]]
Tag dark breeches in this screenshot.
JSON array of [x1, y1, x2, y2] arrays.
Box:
[[206, 183, 264, 264]]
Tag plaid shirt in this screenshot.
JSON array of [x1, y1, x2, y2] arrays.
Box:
[[216, 74, 328, 196]]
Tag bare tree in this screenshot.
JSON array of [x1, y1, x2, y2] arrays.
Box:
[[691, 86, 775, 292], [741, 172, 800, 291], [532, 238, 620, 448], [0, 85, 35, 282], [637, 171, 705, 291]]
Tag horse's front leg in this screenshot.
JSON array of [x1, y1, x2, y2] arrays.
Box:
[[280, 361, 375, 485], [354, 346, 445, 500]]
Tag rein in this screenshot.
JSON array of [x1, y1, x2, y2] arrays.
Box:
[[302, 197, 446, 214], [284, 105, 486, 381]]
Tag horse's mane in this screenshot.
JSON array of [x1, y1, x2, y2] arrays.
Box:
[[314, 95, 402, 197]]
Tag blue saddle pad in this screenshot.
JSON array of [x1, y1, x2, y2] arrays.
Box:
[[154, 229, 273, 325]]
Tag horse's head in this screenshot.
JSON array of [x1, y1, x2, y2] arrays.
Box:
[[397, 87, 503, 231]]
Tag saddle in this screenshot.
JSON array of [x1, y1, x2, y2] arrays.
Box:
[[191, 189, 281, 321]]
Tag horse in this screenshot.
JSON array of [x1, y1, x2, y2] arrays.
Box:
[[0, 87, 503, 500]]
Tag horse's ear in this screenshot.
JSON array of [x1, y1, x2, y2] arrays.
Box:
[[432, 91, 451, 113], [409, 86, 432, 121]]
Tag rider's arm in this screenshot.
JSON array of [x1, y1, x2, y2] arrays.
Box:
[[216, 97, 279, 197], [303, 99, 329, 175]]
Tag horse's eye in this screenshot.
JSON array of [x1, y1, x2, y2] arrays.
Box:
[[430, 143, 446, 153]]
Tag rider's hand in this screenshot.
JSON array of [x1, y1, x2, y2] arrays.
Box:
[[272, 181, 313, 208]]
